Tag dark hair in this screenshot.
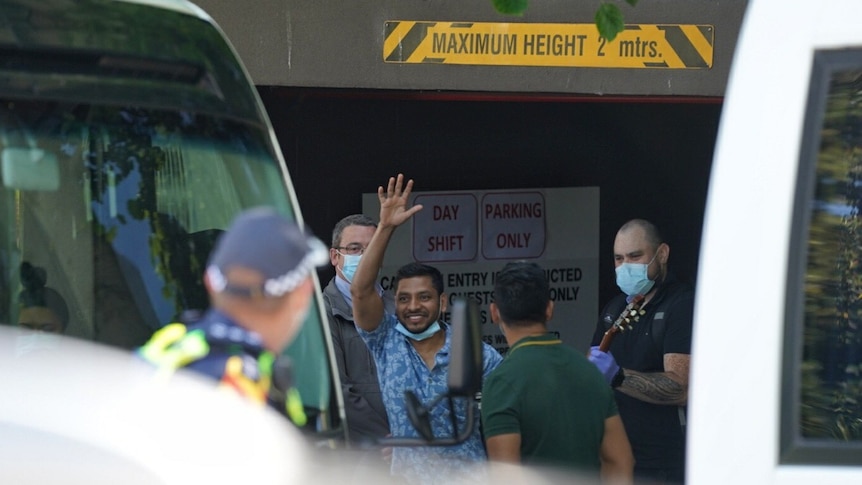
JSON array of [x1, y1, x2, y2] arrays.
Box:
[[493, 261, 549, 326], [19, 262, 69, 329], [331, 214, 377, 247], [619, 218, 664, 250], [394, 262, 444, 296]]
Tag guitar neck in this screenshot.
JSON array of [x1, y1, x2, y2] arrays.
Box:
[[598, 329, 617, 352]]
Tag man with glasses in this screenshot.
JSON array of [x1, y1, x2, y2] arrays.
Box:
[[324, 214, 391, 446]]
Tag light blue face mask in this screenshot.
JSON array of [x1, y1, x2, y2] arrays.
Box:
[[340, 254, 361, 283], [615, 251, 658, 296], [395, 321, 441, 341], [14, 332, 61, 357]]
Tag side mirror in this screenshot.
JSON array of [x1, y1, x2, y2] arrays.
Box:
[[382, 297, 482, 446], [447, 297, 483, 396]]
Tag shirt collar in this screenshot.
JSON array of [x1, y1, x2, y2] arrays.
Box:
[[507, 333, 562, 356], [335, 277, 385, 306], [335, 276, 352, 305]]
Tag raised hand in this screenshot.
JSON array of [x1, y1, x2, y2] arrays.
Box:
[[377, 173, 423, 228]]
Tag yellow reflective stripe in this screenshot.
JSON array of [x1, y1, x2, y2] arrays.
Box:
[[138, 322, 187, 363], [286, 387, 307, 427], [140, 324, 209, 370]]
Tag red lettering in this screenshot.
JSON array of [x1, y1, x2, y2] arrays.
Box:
[[427, 235, 465, 252], [433, 204, 460, 221], [495, 232, 532, 248], [484, 202, 543, 219]]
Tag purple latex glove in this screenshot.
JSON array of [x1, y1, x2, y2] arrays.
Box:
[[588, 346, 620, 385]]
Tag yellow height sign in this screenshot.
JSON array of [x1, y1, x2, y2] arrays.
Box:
[[384, 21, 713, 69]]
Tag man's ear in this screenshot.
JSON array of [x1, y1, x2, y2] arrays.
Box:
[[286, 278, 314, 315], [659, 242, 670, 265], [203, 271, 226, 306], [545, 300, 554, 322], [490, 302, 501, 325], [203, 271, 214, 293], [439, 292, 448, 313], [329, 247, 340, 268]]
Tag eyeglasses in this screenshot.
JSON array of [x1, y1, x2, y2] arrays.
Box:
[[334, 244, 366, 256]]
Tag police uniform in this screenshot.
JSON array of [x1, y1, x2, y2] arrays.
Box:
[[139, 310, 273, 404], [137, 207, 328, 426]]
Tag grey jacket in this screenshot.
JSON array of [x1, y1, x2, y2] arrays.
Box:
[[323, 278, 390, 443]]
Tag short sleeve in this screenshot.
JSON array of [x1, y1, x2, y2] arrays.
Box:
[[481, 369, 521, 438], [355, 313, 396, 357], [603, 384, 620, 419], [481, 343, 503, 376]]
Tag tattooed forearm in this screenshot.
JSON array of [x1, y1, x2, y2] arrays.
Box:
[[618, 369, 687, 405]]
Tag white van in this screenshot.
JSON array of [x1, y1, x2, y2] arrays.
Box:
[[0, 0, 341, 438], [688, 0, 862, 482]]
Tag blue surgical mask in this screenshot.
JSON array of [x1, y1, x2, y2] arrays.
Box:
[[395, 321, 441, 341], [615, 252, 658, 296], [15, 332, 61, 357], [340, 254, 361, 283]]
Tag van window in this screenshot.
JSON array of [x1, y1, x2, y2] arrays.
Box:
[[787, 49, 862, 464], [0, 94, 334, 425], [0, 98, 291, 344]]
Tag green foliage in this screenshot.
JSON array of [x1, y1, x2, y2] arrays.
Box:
[[491, 0, 528, 15], [595, 3, 625, 42], [490, 0, 637, 42]]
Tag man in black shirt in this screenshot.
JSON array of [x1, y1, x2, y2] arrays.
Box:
[[589, 219, 694, 485]]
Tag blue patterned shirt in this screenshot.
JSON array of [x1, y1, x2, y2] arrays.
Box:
[[358, 313, 503, 484]]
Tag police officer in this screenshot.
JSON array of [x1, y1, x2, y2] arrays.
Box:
[[139, 207, 328, 420]]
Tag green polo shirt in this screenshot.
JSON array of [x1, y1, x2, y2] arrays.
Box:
[[481, 333, 618, 472]]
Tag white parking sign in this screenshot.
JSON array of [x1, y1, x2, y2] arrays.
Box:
[[481, 191, 546, 259]]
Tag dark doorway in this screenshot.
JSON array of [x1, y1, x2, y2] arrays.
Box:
[[259, 87, 720, 308]]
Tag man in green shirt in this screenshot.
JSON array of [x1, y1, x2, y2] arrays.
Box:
[[482, 261, 634, 484]]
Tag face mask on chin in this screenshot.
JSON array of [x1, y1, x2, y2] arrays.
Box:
[[395, 320, 441, 341], [615, 251, 659, 296], [340, 254, 361, 283], [396, 294, 445, 341]]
